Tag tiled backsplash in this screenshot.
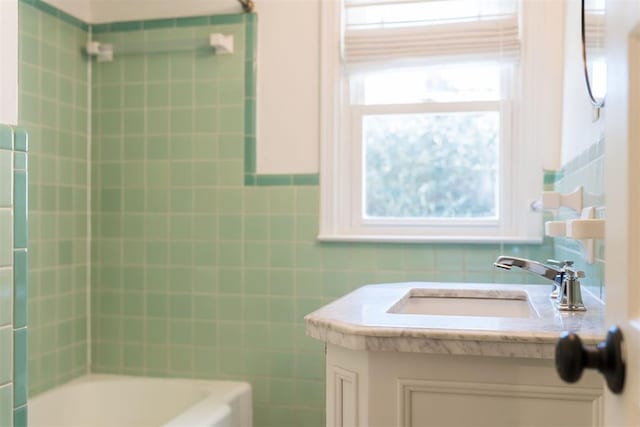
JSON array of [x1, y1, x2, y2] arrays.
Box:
[[19, 1, 90, 395], [550, 138, 606, 300], [0, 124, 29, 427]]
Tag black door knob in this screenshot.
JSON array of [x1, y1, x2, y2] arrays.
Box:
[[555, 326, 625, 394]]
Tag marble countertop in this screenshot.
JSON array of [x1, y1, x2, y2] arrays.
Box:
[[305, 282, 606, 359]]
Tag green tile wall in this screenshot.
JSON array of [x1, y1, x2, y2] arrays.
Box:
[[18, 1, 90, 396], [0, 125, 12, 426], [89, 17, 554, 427], [16, 1, 561, 425], [551, 138, 606, 300], [0, 124, 29, 427]]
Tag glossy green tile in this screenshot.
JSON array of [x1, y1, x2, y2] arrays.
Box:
[[0, 327, 11, 385], [0, 127, 11, 151], [269, 297, 295, 323], [244, 173, 256, 186], [218, 242, 242, 267], [219, 106, 243, 133], [0, 269, 11, 328], [210, 14, 244, 25], [42, 71, 58, 99], [167, 294, 190, 319], [13, 172, 27, 249], [217, 135, 241, 161], [98, 85, 121, 111], [0, 151, 11, 208], [217, 216, 240, 241], [195, 81, 219, 107], [13, 328, 27, 407], [0, 384, 11, 427], [270, 215, 295, 241], [246, 226, 272, 258], [13, 405, 27, 427], [243, 297, 268, 323], [140, 18, 174, 30], [123, 111, 144, 134], [245, 25, 256, 64], [292, 174, 319, 186], [169, 189, 193, 212], [122, 56, 145, 83], [13, 251, 27, 329], [256, 174, 292, 186], [215, 294, 241, 321], [218, 322, 243, 348], [170, 110, 193, 133], [270, 271, 294, 297], [0, 211, 11, 268], [110, 21, 142, 32], [20, 33, 40, 68], [194, 107, 218, 133], [268, 188, 295, 213], [244, 98, 256, 136], [169, 135, 193, 159], [170, 55, 194, 81], [170, 82, 193, 107], [177, 16, 209, 27]]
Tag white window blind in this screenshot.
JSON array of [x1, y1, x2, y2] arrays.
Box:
[[343, 0, 520, 68]]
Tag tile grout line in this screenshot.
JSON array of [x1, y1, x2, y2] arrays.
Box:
[[85, 25, 93, 375]]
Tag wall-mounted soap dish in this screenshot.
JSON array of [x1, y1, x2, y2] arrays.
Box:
[[531, 186, 583, 213], [545, 206, 604, 264]]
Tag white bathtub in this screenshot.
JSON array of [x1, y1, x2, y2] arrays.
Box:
[[29, 374, 252, 427]]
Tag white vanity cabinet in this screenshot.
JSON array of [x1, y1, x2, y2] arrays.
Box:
[[326, 344, 602, 427], [305, 282, 607, 427]]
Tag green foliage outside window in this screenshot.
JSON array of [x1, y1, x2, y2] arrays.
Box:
[[364, 112, 499, 219]]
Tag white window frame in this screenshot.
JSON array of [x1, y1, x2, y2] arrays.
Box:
[[319, 0, 565, 244]]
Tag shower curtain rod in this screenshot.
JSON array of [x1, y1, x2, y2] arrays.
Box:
[[87, 33, 234, 62]]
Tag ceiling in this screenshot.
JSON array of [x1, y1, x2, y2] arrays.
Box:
[[43, 0, 243, 24]]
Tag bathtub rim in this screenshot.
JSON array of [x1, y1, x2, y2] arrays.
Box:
[[29, 373, 252, 427]]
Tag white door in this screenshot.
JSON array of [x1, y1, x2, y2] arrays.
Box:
[[603, 0, 640, 425]]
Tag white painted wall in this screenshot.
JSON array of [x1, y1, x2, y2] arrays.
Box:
[[0, 0, 18, 126], [255, 0, 320, 174], [42, 0, 91, 22], [560, 0, 605, 165]]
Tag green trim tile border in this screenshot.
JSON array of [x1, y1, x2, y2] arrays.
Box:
[[543, 169, 562, 188], [242, 13, 320, 186], [0, 124, 29, 427], [91, 13, 245, 33], [19, 0, 88, 30]]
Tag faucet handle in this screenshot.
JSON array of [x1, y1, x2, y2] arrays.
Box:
[[547, 259, 575, 269], [560, 262, 585, 279], [546, 259, 571, 267], [567, 269, 586, 279]]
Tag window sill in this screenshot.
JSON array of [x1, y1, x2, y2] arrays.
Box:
[[316, 234, 544, 245]]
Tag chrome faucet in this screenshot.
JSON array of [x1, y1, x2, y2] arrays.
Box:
[[556, 262, 587, 311], [493, 256, 586, 311], [494, 256, 563, 297]]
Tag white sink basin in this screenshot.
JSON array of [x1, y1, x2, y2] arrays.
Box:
[[387, 288, 537, 318]]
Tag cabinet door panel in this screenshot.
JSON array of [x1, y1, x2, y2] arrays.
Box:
[[329, 366, 359, 427], [398, 380, 602, 427]]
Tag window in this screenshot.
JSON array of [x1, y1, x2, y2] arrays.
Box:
[[320, 0, 563, 243]]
